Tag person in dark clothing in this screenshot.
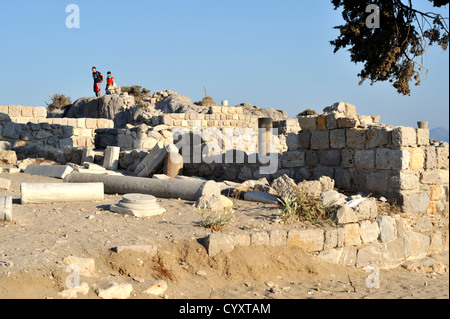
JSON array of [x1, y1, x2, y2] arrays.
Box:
[[92, 67, 104, 98]]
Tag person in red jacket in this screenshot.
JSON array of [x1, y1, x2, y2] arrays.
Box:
[[106, 71, 116, 93]]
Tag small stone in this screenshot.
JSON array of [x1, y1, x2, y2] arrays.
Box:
[[196, 270, 207, 277], [96, 282, 133, 299], [144, 280, 168, 296], [58, 282, 90, 299]]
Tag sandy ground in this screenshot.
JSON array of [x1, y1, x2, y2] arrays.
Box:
[[0, 171, 448, 300]]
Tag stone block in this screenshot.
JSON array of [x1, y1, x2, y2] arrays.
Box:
[[401, 191, 431, 214], [356, 243, 382, 268], [310, 130, 329, 150], [244, 191, 279, 204], [77, 118, 86, 128], [0, 195, 13, 221], [391, 126, 417, 148], [420, 170, 443, 184], [340, 149, 354, 168], [436, 144, 449, 169], [0, 150, 17, 165], [377, 215, 395, 242], [103, 146, 121, 171], [97, 282, 133, 299], [403, 231, 430, 259], [366, 171, 391, 194], [52, 118, 68, 126], [33, 107, 47, 118], [204, 233, 235, 257], [343, 223, 361, 246], [428, 231, 443, 255], [8, 105, 22, 117], [346, 129, 367, 150], [337, 116, 359, 129], [305, 150, 318, 166], [329, 129, 346, 149], [352, 198, 379, 221], [424, 146, 437, 170], [0, 178, 12, 190], [430, 185, 445, 201], [286, 133, 300, 150], [367, 126, 390, 148], [298, 116, 318, 131], [324, 228, 339, 250], [317, 246, 357, 267], [326, 112, 342, 130], [24, 165, 74, 179], [317, 114, 327, 130], [268, 229, 288, 246], [334, 168, 352, 190], [21, 106, 34, 117], [381, 238, 406, 269], [250, 232, 270, 246], [287, 229, 324, 252], [354, 150, 375, 169], [281, 150, 305, 168], [390, 172, 420, 190], [409, 147, 424, 170], [360, 220, 380, 244], [416, 129, 430, 146], [312, 166, 335, 180], [335, 204, 358, 224], [319, 150, 341, 166], [229, 233, 251, 247], [375, 148, 409, 171], [0, 105, 8, 114], [297, 131, 311, 149]]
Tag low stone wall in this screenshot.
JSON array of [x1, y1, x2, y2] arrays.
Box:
[[1, 106, 114, 148], [0, 105, 47, 118], [204, 203, 449, 271]]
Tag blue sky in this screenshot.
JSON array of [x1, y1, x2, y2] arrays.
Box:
[[0, 0, 448, 129]]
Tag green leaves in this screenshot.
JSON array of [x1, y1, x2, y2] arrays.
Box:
[[330, 0, 449, 95]]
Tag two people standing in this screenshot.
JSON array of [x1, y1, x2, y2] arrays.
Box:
[[92, 67, 116, 98]]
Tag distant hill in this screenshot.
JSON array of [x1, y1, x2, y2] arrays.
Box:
[[430, 127, 449, 143]]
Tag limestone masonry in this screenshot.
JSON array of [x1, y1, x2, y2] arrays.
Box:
[[1, 94, 449, 271]]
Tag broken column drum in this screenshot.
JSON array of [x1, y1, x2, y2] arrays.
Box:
[[258, 118, 273, 155], [0, 195, 12, 221], [20, 182, 105, 204], [103, 146, 120, 171], [110, 193, 166, 217]]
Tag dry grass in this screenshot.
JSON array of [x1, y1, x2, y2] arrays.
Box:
[[197, 96, 217, 107], [153, 257, 177, 282], [46, 94, 72, 112], [278, 193, 338, 226], [195, 206, 235, 232], [121, 85, 151, 105]]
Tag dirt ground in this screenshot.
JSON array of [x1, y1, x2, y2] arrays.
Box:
[[0, 171, 448, 300]]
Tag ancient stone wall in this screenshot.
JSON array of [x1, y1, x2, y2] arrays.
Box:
[[1, 105, 114, 148], [2, 103, 448, 215]]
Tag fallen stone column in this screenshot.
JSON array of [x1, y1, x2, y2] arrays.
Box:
[[64, 172, 219, 201], [103, 146, 120, 171], [0, 195, 12, 221], [20, 182, 104, 204], [24, 165, 74, 179]]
